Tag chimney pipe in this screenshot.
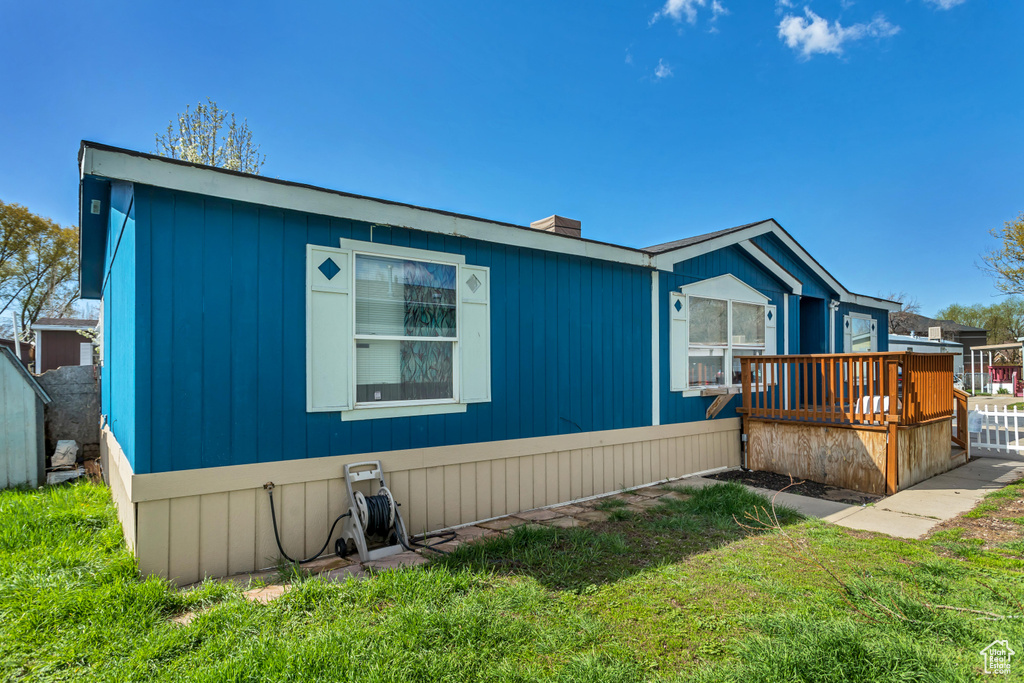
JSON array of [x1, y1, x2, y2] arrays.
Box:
[[530, 215, 581, 238]]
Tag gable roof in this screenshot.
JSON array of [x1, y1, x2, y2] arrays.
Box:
[[78, 141, 900, 312], [0, 347, 51, 404]]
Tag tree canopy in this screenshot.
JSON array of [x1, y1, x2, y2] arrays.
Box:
[[981, 211, 1024, 295], [0, 200, 79, 337], [155, 98, 265, 174], [936, 298, 1024, 347]]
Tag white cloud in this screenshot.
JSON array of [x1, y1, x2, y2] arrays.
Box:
[[924, 0, 967, 9], [652, 0, 705, 25], [775, 0, 795, 14], [777, 8, 900, 58], [711, 0, 728, 18], [625, 50, 634, 65], [654, 59, 674, 79]]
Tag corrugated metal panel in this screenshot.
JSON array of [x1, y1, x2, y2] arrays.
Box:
[[129, 186, 653, 474]]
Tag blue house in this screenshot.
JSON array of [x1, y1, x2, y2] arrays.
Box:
[[79, 142, 899, 583]]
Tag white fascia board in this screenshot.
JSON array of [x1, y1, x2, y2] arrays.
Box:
[[846, 294, 902, 312], [736, 240, 802, 296], [81, 147, 653, 269]]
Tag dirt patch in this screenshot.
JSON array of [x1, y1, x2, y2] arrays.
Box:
[[928, 494, 1024, 549], [706, 469, 882, 506]]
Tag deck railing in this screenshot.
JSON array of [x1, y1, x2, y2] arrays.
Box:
[[739, 352, 955, 428]]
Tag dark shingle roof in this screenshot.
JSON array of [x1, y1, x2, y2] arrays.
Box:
[[33, 317, 98, 328], [889, 312, 986, 335], [644, 221, 771, 254]]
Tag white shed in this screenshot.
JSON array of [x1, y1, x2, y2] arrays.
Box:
[[0, 346, 51, 488]]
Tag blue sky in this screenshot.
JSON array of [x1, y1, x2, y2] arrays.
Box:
[[1, 0, 1021, 315]]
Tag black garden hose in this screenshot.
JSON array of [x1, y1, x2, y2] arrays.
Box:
[[265, 483, 350, 565]]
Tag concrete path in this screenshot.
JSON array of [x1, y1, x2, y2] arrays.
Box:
[[680, 456, 1024, 539]]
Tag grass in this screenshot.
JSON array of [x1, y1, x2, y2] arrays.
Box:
[[2, 480, 1024, 681]]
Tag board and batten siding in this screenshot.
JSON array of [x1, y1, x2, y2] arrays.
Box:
[[658, 244, 790, 426], [0, 349, 47, 489], [122, 185, 652, 475], [101, 181, 138, 471], [103, 419, 741, 584]]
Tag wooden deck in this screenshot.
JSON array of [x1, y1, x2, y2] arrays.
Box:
[[738, 352, 965, 495]]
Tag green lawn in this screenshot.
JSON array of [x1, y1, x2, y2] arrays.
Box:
[[2, 481, 1023, 681]]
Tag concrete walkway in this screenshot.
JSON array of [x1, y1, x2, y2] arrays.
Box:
[[680, 455, 1024, 539]]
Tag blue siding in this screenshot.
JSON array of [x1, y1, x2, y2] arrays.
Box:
[[101, 182, 137, 471], [660, 245, 789, 425], [750, 233, 837, 300], [131, 186, 652, 474]]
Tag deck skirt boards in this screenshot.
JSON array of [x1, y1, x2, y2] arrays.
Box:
[[112, 420, 741, 584], [897, 419, 954, 490], [746, 418, 956, 496]]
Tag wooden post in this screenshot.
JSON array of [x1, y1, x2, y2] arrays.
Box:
[[886, 421, 898, 495]]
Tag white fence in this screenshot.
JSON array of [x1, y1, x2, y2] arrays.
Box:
[[973, 405, 1024, 453]]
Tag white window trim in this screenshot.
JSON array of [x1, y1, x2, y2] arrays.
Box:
[[672, 274, 774, 398], [340, 238, 467, 421], [845, 312, 877, 354]]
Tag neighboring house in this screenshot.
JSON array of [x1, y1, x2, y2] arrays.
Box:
[[32, 318, 97, 373], [888, 333, 964, 375], [0, 338, 34, 368], [78, 141, 900, 584], [889, 312, 987, 371]]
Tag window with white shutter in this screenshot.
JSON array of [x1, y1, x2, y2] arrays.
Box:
[[306, 239, 490, 420], [668, 274, 776, 394]]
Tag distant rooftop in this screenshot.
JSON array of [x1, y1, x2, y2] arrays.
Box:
[[889, 312, 986, 335], [33, 317, 98, 328]]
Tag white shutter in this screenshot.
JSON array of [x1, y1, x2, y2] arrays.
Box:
[[870, 318, 878, 352], [669, 292, 687, 392], [764, 304, 777, 384], [843, 314, 852, 353], [307, 244, 353, 412], [765, 304, 777, 354], [460, 264, 491, 403]]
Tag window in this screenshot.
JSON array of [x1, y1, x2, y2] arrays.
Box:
[[850, 316, 873, 352], [843, 313, 877, 353], [354, 254, 458, 404], [306, 241, 491, 418], [669, 274, 776, 394], [687, 297, 766, 388]]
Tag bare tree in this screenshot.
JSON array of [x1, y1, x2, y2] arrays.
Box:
[[882, 291, 922, 333], [155, 98, 265, 174]]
